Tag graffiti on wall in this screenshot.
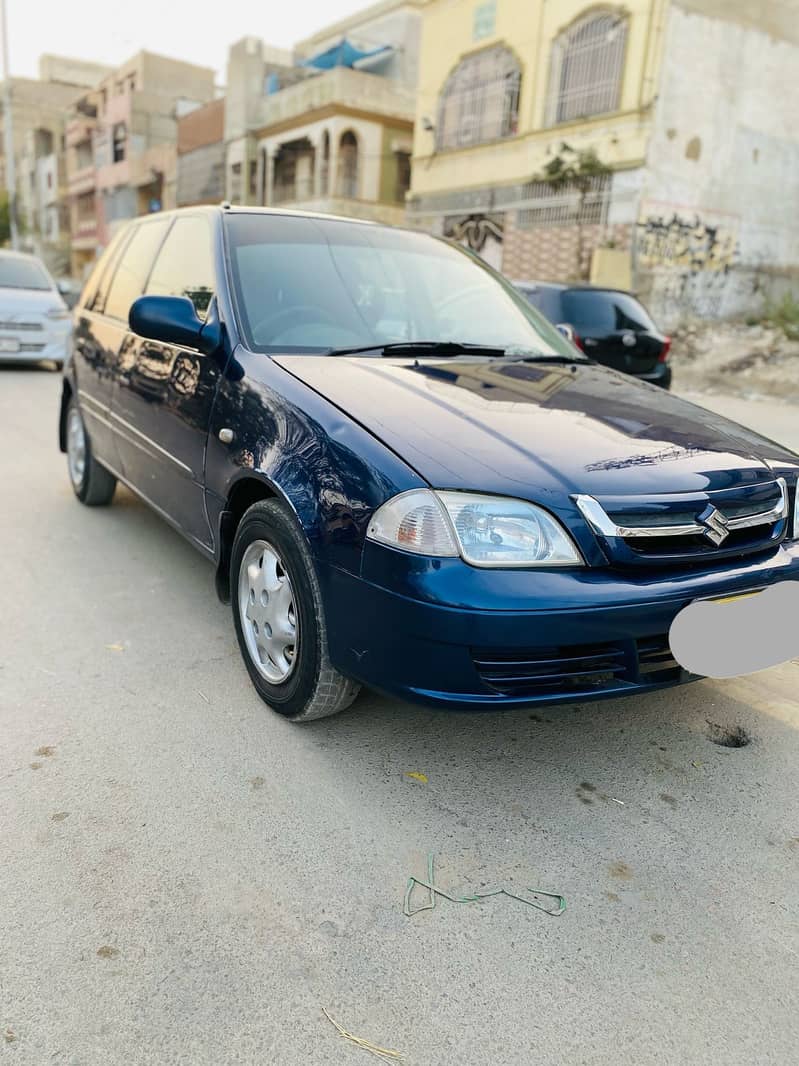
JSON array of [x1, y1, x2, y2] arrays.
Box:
[[444, 213, 504, 271], [636, 210, 739, 273], [635, 205, 742, 323], [443, 213, 504, 254]]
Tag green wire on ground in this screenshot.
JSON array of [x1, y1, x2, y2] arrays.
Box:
[[403, 852, 566, 918]]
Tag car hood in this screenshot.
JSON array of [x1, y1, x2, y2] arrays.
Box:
[[273, 356, 798, 499], [0, 285, 64, 315]]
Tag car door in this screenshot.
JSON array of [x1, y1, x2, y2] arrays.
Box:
[[71, 226, 133, 469], [111, 213, 221, 550]]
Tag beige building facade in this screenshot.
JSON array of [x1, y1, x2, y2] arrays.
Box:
[[65, 52, 215, 274], [2, 55, 109, 273], [224, 0, 424, 225], [408, 0, 799, 325]]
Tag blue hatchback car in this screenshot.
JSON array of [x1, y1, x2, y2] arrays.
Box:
[[60, 207, 799, 720]]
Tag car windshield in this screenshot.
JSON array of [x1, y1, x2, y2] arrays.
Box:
[[561, 289, 657, 333], [0, 255, 52, 291], [225, 213, 577, 357]]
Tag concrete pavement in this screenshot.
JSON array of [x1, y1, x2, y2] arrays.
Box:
[[1, 366, 798, 1065]]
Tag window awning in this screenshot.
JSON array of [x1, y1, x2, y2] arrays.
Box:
[[300, 38, 393, 71]]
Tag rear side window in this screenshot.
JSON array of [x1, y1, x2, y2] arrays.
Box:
[[561, 289, 656, 333], [145, 216, 215, 320], [81, 226, 131, 311], [103, 219, 170, 322]]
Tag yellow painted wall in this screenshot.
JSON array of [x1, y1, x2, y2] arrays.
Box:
[[411, 0, 669, 196]]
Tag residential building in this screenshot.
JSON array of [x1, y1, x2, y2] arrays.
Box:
[[224, 0, 424, 225], [408, 0, 799, 325], [177, 98, 226, 206], [1, 55, 108, 273], [65, 52, 216, 275]]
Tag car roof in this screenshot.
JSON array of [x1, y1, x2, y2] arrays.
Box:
[[143, 202, 382, 229]]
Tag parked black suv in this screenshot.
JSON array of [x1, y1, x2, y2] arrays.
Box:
[[514, 281, 671, 388]]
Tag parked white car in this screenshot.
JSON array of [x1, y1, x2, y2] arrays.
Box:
[[0, 251, 72, 368]]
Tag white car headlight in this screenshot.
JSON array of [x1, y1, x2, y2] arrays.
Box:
[[793, 482, 799, 538], [367, 489, 583, 567]]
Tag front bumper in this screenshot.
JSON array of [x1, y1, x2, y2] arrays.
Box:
[[318, 540, 799, 709], [0, 333, 70, 364]]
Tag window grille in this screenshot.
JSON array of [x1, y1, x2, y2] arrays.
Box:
[[436, 46, 520, 151], [515, 175, 611, 229], [547, 12, 627, 125]]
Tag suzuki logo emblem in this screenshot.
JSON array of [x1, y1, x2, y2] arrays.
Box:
[[698, 505, 730, 546]]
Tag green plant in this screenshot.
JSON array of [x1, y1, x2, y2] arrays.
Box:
[[534, 143, 612, 280], [762, 292, 799, 340]]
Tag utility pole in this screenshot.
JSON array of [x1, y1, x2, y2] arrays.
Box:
[[0, 0, 18, 250]]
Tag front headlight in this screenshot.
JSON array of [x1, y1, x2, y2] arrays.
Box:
[[367, 489, 583, 567], [793, 482, 799, 538]]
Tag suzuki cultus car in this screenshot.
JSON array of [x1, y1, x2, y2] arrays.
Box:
[[60, 207, 799, 720]]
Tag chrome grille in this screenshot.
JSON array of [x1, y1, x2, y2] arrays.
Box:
[[0, 320, 42, 331], [576, 479, 788, 565]]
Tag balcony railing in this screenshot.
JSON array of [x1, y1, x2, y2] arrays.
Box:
[[253, 66, 415, 132]]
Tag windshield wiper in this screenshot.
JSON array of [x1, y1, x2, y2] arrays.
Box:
[[324, 341, 590, 361], [325, 340, 508, 358]]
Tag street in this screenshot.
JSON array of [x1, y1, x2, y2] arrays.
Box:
[[1, 366, 798, 1065]]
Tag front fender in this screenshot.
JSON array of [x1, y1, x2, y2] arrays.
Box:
[[205, 350, 427, 584]]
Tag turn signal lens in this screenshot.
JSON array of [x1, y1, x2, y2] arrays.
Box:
[[366, 490, 458, 556]]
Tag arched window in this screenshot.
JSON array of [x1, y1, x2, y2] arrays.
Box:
[[336, 131, 359, 198], [548, 10, 627, 124], [436, 46, 520, 151]]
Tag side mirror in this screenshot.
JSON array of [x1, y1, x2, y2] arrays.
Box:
[[555, 322, 576, 343], [57, 279, 71, 295], [129, 295, 220, 355]]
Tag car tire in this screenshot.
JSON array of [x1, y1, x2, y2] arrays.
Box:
[[231, 499, 361, 722], [65, 398, 117, 506]]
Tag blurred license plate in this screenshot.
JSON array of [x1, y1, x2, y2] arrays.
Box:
[[669, 582, 799, 678], [0, 336, 20, 352]]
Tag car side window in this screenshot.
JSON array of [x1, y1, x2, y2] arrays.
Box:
[[145, 216, 215, 320], [103, 219, 170, 322], [81, 226, 131, 312]]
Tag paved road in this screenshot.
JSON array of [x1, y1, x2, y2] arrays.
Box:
[[2, 366, 798, 1066]]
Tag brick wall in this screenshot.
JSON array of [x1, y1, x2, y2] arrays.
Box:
[[501, 214, 631, 282]]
